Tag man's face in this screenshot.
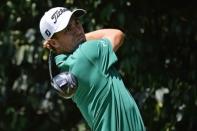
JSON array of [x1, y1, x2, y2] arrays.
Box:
[[52, 16, 86, 54]]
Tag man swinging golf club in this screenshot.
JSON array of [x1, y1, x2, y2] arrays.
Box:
[[39, 6, 145, 131]]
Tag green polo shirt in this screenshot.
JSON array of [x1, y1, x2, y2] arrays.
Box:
[[55, 38, 145, 131]]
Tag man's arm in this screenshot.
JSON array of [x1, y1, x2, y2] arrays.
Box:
[[85, 29, 125, 52]]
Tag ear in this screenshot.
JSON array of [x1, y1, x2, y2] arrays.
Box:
[[49, 39, 57, 48]]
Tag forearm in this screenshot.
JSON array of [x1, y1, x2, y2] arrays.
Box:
[[85, 29, 125, 51]]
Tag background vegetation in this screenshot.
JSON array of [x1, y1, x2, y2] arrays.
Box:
[[0, 0, 196, 131]]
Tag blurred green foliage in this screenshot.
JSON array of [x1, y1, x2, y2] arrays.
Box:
[[0, 0, 196, 131]]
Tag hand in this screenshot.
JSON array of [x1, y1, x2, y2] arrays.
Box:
[[43, 39, 55, 50]]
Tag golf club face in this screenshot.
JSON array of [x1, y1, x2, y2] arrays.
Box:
[[52, 72, 78, 99]]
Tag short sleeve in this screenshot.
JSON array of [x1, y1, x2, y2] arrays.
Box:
[[80, 38, 118, 74]]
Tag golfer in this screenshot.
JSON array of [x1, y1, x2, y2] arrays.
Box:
[[39, 7, 145, 131]]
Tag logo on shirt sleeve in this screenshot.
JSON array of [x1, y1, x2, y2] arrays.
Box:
[[100, 40, 108, 47]]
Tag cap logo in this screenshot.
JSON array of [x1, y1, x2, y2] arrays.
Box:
[[45, 29, 51, 37], [51, 8, 68, 24]]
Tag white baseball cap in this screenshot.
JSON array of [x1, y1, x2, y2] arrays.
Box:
[[39, 7, 86, 40]]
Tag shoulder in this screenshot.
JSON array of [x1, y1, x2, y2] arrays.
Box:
[[54, 51, 83, 71], [55, 54, 68, 66]]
